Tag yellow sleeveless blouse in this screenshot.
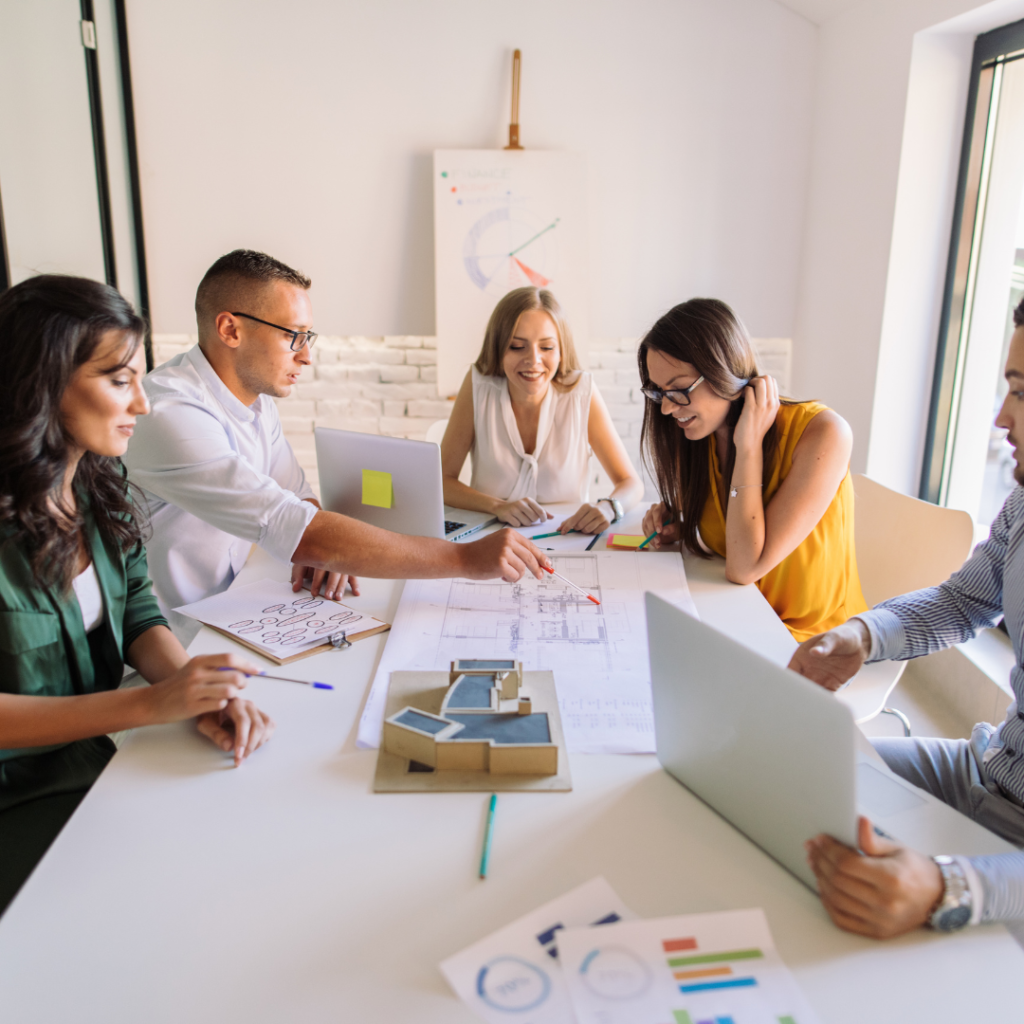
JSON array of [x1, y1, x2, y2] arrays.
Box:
[[698, 401, 867, 642]]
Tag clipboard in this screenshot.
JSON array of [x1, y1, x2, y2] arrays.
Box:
[[175, 578, 391, 665], [203, 620, 391, 665]]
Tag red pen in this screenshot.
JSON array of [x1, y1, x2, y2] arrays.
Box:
[[542, 565, 601, 605]]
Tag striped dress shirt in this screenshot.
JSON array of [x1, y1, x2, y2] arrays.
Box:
[[859, 486, 1024, 922]]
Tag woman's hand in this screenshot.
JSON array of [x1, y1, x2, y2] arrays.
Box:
[[733, 375, 780, 454], [494, 498, 552, 527], [561, 503, 610, 535], [641, 502, 680, 549], [196, 699, 276, 767], [143, 653, 258, 725]]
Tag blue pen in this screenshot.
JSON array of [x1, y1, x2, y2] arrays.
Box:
[[479, 793, 498, 879], [218, 667, 333, 690]]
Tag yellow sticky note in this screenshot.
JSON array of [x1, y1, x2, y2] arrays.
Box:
[[608, 534, 646, 549], [362, 469, 394, 509]]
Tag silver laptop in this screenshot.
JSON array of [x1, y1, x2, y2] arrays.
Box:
[[645, 593, 1015, 891], [315, 428, 497, 541]]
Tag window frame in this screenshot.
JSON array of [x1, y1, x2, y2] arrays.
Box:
[[920, 16, 1024, 503]]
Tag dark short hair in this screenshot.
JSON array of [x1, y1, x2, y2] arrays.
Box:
[[0, 275, 147, 589], [195, 249, 311, 332], [1014, 295, 1024, 328]]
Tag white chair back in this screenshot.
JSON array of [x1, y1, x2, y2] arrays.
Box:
[[425, 419, 471, 486], [852, 474, 974, 607]]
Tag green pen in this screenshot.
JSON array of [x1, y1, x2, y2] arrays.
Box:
[[479, 794, 498, 879], [637, 531, 659, 550], [530, 529, 583, 539]]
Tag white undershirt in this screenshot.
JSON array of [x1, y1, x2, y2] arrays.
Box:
[[72, 562, 104, 633]]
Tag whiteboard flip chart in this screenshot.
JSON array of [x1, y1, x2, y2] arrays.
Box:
[[433, 150, 589, 397]]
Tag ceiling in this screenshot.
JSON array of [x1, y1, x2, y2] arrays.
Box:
[[773, 0, 864, 24]]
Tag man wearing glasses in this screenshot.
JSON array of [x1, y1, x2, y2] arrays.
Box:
[[124, 249, 548, 641]]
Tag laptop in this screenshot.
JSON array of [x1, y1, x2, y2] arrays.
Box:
[[645, 593, 1015, 891], [315, 427, 497, 541]]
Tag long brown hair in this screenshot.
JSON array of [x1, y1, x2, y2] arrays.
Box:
[[638, 298, 787, 557], [474, 287, 580, 386], [0, 275, 147, 590]]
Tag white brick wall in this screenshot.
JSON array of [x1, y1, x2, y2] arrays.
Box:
[[150, 334, 790, 503]]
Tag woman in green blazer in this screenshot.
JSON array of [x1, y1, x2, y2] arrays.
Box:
[[0, 275, 274, 914]]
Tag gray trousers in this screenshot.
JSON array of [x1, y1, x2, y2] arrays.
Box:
[[873, 723, 1024, 846]]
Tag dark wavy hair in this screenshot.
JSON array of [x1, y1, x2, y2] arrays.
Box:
[[638, 298, 790, 558], [0, 275, 146, 590]]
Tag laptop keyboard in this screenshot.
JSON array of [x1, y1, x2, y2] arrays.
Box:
[[444, 520, 467, 535]]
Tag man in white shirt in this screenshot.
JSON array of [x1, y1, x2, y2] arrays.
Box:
[[124, 250, 547, 640]]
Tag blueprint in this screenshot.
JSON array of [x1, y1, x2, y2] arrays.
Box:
[[357, 552, 697, 754]]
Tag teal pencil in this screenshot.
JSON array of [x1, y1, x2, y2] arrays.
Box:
[[637, 531, 659, 550], [479, 794, 498, 879], [530, 530, 582, 539]]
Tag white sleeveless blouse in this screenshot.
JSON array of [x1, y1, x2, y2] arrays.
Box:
[[470, 366, 593, 504]]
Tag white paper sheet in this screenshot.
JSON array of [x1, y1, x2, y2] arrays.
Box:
[[440, 877, 635, 1024], [357, 551, 697, 754], [515, 513, 603, 553], [559, 908, 821, 1024], [175, 579, 385, 660]]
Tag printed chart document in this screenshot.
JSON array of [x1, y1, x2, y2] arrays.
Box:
[[176, 579, 388, 662], [358, 551, 696, 753], [440, 877, 635, 1024], [558, 908, 821, 1024]]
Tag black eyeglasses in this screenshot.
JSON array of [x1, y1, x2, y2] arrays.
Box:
[[231, 312, 318, 352], [640, 376, 705, 406]]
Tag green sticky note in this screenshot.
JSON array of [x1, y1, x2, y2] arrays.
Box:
[[362, 469, 394, 509]]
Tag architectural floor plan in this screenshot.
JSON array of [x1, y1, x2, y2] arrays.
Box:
[[359, 552, 696, 754]]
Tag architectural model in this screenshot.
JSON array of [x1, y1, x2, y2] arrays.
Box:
[[381, 659, 557, 775]]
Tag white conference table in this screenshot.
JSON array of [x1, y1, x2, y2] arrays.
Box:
[[0, 516, 1022, 1022]]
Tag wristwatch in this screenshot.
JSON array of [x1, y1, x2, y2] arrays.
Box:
[[928, 856, 973, 932], [597, 497, 623, 524]]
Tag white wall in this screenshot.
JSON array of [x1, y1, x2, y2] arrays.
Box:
[[0, 0, 107, 284], [124, 0, 816, 349], [794, 0, 1024, 489]]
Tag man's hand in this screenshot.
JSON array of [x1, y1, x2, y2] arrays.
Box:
[[291, 562, 360, 601], [787, 620, 871, 692], [460, 528, 551, 582], [806, 816, 943, 938], [196, 699, 276, 767]]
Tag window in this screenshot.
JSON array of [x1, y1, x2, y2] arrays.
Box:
[[922, 17, 1024, 524]]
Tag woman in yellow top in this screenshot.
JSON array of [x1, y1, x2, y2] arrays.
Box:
[[639, 298, 866, 641]]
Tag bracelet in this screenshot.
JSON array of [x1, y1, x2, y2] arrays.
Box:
[[729, 484, 763, 498]]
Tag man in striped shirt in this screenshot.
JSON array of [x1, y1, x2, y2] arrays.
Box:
[[789, 296, 1024, 938]]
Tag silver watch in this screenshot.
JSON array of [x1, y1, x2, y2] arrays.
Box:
[[598, 497, 623, 524], [929, 856, 972, 932]]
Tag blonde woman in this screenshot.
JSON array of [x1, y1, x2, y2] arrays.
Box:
[[441, 288, 642, 534]]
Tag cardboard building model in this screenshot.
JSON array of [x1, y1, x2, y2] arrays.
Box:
[[381, 660, 557, 775]]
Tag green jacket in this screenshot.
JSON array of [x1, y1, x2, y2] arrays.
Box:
[[0, 506, 167, 774]]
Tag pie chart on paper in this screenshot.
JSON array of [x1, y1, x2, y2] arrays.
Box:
[[462, 207, 560, 297]]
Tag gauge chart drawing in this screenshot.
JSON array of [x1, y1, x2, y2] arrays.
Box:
[[462, 207, 560, 295], [434, 150, 589, 396]]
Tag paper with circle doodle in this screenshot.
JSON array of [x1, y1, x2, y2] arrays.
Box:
[[174, 579, 385, 659]]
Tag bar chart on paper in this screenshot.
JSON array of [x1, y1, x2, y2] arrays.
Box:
[[558, 909, 821, 1024]]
